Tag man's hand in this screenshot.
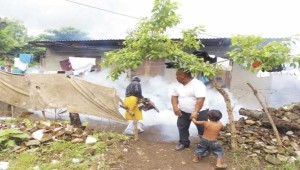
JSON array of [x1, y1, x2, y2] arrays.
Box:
[[173, 107, 182, 117]]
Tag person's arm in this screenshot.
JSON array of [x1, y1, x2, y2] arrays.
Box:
[[191, 118, 207, 125], [193, 97, 205, 114], [171, 96, 181, 116]]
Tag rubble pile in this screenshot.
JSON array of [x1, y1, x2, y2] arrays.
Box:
[[220, 102, 300, 165], [0, 119, 96, 153]]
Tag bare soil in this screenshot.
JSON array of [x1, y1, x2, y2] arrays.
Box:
[[88, 121, 258, 170], [0, 103, 265, 170]]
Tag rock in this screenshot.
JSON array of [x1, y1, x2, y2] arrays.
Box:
[[290, 141, 300, 151], [282, 117, 291, 122], [264, 149, 278, 154], [13, 146, 27, 153], [286, 131, 294, 136], [287, 156, 297, 164], [51, 160, 59, 164], [85, 136, 97, 144], [32, 129, 44, 140], [270, 138, 278, 146], [71, 138, 84, 143], [295, 151, 300, 156], [40, 133, 52, 143], [253, 150, 261, 154], [0, 161, 9, 170], [265, 155, 281, 165], [282, 136, 289, 141], [277, 147, 285, 154], [25, 140, 40, 146], [248, 153, 257, 157], [285, 112, 299, 120], [277, 154, 289, 162], [245, 119, 256, 125], [72, 158, 82, 164], [33, 166, 40, 170], [285, 147, 297, 156], [255, 121, 262, 126], [265, 145, 277, 150], [84, 148, 95, 156], [282, 140, 290, 147]]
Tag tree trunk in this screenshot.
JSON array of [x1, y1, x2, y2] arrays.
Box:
[[209, 78, 238, 151], [69, 112, 82, 128], [246, 83, 283, 147]]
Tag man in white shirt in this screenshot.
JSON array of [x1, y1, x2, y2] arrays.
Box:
[[171, 68, 209, 151]]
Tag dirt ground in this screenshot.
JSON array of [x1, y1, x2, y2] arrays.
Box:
[[0, 103, 260, 170], [88, 120, 251, 170]]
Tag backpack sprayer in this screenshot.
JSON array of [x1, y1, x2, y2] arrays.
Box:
[[137, 98, 159, 113], [120, 97, 159, 113]]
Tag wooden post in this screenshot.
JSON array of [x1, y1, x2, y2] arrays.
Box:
[[120, 105, 139, 141], [247, 83, 282, 147]]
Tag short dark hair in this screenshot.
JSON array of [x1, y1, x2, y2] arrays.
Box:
[[208, 110, 222, 122], [177, 68, 192, 77], [131, 76, 141, 82]]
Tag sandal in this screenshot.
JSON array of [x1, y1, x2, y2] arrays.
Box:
[[192, 156, 200, 163], [215, 163, 227, 169]]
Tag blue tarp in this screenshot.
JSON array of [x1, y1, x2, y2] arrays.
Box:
[[19, 53, 34, 64], [11, 68, 25, 74]]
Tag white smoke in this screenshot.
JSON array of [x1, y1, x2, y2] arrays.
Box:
[[80, 69, 239, 141]]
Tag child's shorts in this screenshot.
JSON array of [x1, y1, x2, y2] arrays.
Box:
[[195, 137, 224, 158]]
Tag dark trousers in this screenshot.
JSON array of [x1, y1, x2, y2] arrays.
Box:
[[177, 109, 208, 146]]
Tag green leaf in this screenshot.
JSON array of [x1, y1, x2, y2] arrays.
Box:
[[6, 140, 15, 147], [11, 133, 30, 139]]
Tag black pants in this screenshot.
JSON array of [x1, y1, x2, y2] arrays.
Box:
[[177, 109, 208, 146]]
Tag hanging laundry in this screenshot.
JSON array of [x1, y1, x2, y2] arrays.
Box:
[[19, 53, 34, 64], [69, 57, 96, 76], [59, 59, 72, 71], [14, 58, 28, 71]]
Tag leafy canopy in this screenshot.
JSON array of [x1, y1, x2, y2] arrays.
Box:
[[0, 17, 28, 56], [228, 35, 299, 71], [37, 26, 90, 41], [102, 0, 218, 80]]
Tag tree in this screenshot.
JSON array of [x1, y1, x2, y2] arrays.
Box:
[[101, 0, 238, 149], [227, 35, 300, 148], [38, 26, 90, 40], [0, 17, 28, 57]]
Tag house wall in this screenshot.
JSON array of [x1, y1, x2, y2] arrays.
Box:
[[40, 40, 231, 86], [230, 63, 272, 109], [42, 46, 117, 71]]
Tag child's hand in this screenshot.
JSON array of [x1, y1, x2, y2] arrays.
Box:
[[190, 113, 198, 119]]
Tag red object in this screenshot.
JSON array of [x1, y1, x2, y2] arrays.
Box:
[[252, 61, 262, 68]]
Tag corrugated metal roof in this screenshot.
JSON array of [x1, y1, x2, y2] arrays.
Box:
[[29, 37, 284, 47]]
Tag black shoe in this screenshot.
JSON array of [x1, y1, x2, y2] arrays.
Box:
[[175, 143, 189, 151]]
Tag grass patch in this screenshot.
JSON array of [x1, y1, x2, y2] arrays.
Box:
[[0, 131, 132, 170]]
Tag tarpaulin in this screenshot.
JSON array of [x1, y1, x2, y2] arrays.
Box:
[[0, 71, 125, 122]]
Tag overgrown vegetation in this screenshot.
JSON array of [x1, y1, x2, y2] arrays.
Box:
[[227, 150, 300, 170], [0, 118, 131, 170], [0, 129, 30, 151]]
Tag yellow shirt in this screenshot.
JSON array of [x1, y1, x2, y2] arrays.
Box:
[[124, 96, 143, 120]]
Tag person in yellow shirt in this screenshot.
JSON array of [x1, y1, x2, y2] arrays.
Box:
[[123, 76, 144, 135]]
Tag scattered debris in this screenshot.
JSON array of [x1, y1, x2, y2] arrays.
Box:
[[220, 102, 300, 165]]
